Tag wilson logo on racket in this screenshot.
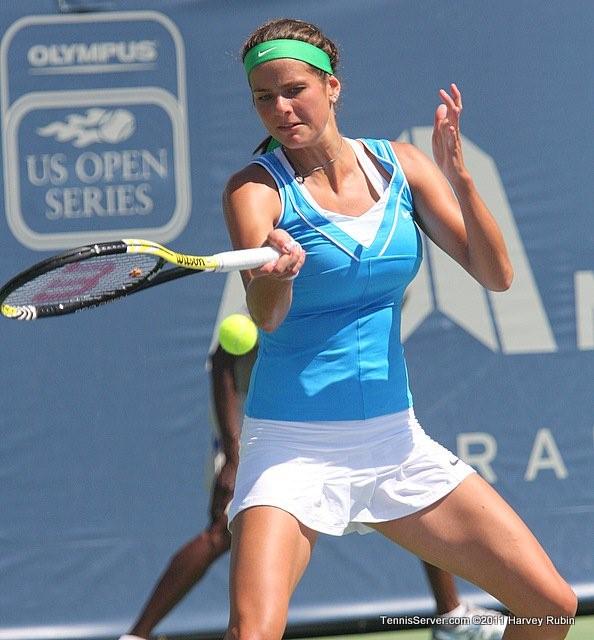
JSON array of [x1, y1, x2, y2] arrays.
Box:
[[31, 261, 117, 304], [175, 254, 208, 268]]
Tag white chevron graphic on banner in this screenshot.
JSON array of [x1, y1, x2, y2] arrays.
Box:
[[399, 127, 558, 354]]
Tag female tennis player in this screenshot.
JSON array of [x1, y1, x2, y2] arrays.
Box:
[[222, 18, 576, 640]]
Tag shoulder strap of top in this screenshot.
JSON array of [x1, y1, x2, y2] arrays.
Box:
[[249, 150, 290, 223], [346, 138, 388, 195], [359, 138, 413, 209], [366, 138, 410, 181]]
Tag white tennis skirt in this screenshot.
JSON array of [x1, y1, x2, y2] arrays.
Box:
[[228, 408, 475, 535]]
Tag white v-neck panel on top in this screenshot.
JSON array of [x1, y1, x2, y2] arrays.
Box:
[[278, 138, 391, 248]]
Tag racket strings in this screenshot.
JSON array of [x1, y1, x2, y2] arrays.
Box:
[[4, 253, 161, 306]]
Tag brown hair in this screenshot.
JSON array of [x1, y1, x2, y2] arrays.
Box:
[[242, 18, 340, 154]]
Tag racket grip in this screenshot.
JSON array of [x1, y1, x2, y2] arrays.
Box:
[[213, 246, 281, 272]]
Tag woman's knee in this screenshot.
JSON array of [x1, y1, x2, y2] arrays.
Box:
[[540, 582, 578, 624], [522, 579, 577, 619], [512, 582, 577, 639], [552, 583, 578, 618], [545, 593, 578, 640], [225, 613, 286, 640]]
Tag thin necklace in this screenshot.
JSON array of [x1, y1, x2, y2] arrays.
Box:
[[287, 137, 344, 183]]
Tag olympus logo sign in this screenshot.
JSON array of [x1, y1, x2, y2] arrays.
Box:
[[27, 41, 158, 69], [1, 11, 191, 249]]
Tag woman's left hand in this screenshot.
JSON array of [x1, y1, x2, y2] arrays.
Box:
[[431, 83, 469, 186]]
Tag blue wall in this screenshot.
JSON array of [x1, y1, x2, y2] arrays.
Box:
[[0, 1, 592, 638]]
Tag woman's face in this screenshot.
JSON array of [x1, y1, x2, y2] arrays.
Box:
[[249, 58, 339, 149]]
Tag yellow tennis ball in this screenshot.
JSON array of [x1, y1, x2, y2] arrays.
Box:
[[218, 313, 258, 356]]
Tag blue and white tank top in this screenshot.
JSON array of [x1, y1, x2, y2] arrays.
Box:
[[245, 138, 422, 421]]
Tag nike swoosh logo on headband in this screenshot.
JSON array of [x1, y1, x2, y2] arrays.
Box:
[[257, 47, 276, 57]]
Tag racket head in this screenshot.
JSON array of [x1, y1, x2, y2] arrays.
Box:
[[1, 240, 277, 320], [0, 241, 169, 320]]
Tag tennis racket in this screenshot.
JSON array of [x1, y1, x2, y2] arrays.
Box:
[[0, 238, 279, 320]]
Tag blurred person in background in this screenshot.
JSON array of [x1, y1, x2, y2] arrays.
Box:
[[119, 272, 506, 640]]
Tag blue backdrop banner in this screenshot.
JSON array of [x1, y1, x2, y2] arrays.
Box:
[[0, 1, 592, 639]]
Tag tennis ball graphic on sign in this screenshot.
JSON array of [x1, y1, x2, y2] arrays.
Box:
[[97, 109, 136, 143]]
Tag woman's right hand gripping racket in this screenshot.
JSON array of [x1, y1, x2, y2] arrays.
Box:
[[0, 239, 279, 320]]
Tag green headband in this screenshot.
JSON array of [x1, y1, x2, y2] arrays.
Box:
[[243, 39, 334, 77]]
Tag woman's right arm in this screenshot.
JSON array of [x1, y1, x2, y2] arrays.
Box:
[[222, 164, 305, 332]]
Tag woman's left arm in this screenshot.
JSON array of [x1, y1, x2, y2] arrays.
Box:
[[395, 83, 513, 292]]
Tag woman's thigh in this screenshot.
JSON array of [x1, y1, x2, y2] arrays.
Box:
[[227, 506, 318, 636], [369, 474, 574, 618]]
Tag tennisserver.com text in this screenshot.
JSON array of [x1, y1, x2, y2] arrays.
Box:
[[380, 615, 575, 626]]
